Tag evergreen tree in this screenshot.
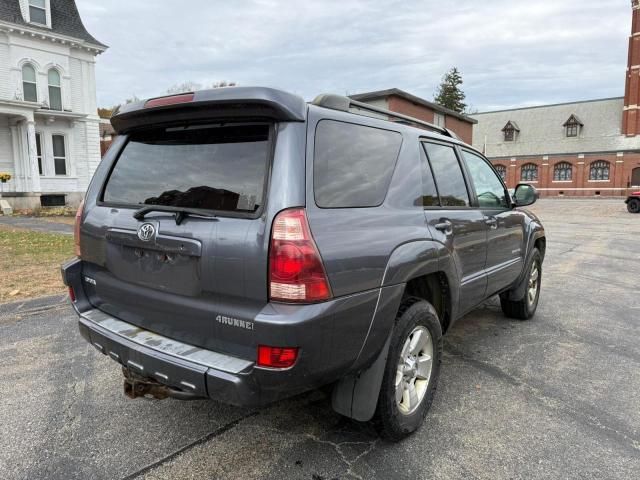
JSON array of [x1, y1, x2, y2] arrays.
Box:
[[434, 67, 467, 113]]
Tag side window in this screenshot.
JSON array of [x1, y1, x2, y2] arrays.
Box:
[[419, 146, 439, 207], [35, 132, 43, 175], [314, 120, 402, 208], [52, 134, 67, 176], [462, 150, 509, 209], [422, 142, 470, 207]]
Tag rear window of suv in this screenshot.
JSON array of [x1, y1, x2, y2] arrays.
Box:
[[102, 124, 271, 215], [314, 120, 402, 208]]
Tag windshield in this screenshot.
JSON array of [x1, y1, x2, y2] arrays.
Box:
[[103, 124, 271, 215]]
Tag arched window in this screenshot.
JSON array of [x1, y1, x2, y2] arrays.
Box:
[[48, 69, 62, 110], [589, 160, 610, 181], [22, 64, 37, 102], [520, 163, 538, 182], [494, 164, 507, 181], [553, 162, 572, 181]]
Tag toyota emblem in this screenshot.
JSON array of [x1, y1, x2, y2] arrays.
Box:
[[137, 223, 156, 242]]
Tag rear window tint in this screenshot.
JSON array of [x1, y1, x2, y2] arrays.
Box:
[[314, 120, 402, 208], [103, 124, 270, 215]]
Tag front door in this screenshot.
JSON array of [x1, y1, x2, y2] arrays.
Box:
[[632, 167, 640, 187], [420, 141, 488, 314], [461, 149, 524, 296]]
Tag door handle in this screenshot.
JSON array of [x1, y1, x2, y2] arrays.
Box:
[[485, 217, 498, 229], [434, 220, 452, 233]]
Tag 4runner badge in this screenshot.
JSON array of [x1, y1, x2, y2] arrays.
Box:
[[137, 223, 156, 242], [216, 314, 254, 331]]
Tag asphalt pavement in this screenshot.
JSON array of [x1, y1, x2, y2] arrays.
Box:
[[0, 198, 638, 480], [0, 216, 73, 234]]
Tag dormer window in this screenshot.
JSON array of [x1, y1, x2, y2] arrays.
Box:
[[563, 114, 583, 138], [28, 0, 47, 25], [501, 121, 520, 142]]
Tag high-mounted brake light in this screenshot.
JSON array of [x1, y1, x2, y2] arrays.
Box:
[[144, 93, 195, 109], [257, 345, 299, 369], [74, 200, 84, 257], [269, 208, 331, 303]]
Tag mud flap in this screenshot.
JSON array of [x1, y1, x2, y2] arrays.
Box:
[[331, 335, 391, 422]]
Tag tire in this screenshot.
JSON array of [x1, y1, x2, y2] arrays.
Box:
[[374, 297, 443, 441], [500, 248, 542, 320], [627, 198, 640, 214]]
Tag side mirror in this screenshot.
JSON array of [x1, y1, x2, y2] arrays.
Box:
[[513, 183, 538, 207]]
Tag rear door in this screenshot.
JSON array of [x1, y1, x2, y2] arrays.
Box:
[[80, 123, 275, 354], [460, 148, 524, 296], [420, 141, 488, 313]]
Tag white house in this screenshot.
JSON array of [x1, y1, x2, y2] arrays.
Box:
[[0, 0, 106, 209]]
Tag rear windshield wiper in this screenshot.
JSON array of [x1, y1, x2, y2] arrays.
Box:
[[133, 205, 218, 225]]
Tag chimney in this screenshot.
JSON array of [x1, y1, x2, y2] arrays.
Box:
[[623, 0, 640, 135]]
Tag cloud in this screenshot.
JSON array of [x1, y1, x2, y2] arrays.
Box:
[[76, 0, 631, 111]]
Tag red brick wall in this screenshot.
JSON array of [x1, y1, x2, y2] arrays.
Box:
[[387, 95, 474, 144], [100, 139, 113, 157], [622, 5, 640, 135], [491, 153, 640, 197], [444, 116, 474, 145]]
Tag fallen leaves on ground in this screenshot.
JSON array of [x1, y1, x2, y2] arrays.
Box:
[[0, 225, 74, 303]]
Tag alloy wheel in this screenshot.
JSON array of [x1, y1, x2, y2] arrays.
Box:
[[395, 326, 433, 415]]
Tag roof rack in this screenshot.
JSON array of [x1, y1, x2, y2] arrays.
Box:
[[311, 93, 460, 139]]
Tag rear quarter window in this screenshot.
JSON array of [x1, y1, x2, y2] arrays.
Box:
[[313, 120, 402, 208]]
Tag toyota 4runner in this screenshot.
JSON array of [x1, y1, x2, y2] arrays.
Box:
[[62, 87, 545, 440]]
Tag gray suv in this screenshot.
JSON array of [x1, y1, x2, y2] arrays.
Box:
[[62, 87, 545, 440]]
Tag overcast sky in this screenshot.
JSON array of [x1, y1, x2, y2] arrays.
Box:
[[77, 0, 631, 112]]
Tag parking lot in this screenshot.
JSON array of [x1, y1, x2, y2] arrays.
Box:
[[1, 198, 638, 480]]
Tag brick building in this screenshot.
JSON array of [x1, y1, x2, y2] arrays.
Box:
[[471, 1, 640, 197], [350, 88, 477, 144]]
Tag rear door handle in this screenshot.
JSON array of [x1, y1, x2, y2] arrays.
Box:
[[434, 220, 453, 233], [485, 217, 498, 229]]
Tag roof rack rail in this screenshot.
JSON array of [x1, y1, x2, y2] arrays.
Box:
[[311, 93, 460, 139]]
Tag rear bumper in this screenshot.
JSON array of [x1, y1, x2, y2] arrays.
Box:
[[76, 309, 261, 405], [62, 257, 402, 407]]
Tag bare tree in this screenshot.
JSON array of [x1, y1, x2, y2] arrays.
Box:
[[166, 81, 237, 95]]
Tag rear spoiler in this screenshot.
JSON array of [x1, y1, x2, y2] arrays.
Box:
[[111, 87, 307, 134]]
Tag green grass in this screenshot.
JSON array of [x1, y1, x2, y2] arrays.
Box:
[[0, 226, 74, 303]]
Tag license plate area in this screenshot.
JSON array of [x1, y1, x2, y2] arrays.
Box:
[[105, 240, 201, 296]]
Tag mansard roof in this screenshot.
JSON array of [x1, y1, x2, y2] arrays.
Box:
[[471, 97, 640, 157], [0, 0, 107, 48]]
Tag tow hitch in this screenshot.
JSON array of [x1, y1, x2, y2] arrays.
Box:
[[122, 368, 204, 401]]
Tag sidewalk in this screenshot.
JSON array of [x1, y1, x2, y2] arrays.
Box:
[[0, 216, 73, 235]]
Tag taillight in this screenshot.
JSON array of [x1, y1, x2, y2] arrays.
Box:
[[257, 345, 299, 369], [268, 208, 331, 303], [74, 200, 84, 257], [68, 286, 76, 303]]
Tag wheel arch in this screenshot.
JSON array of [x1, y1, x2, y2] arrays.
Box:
[[382, 240, 460, 331]]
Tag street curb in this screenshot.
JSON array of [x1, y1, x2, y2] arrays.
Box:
[[0, 294, 67, 316]]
